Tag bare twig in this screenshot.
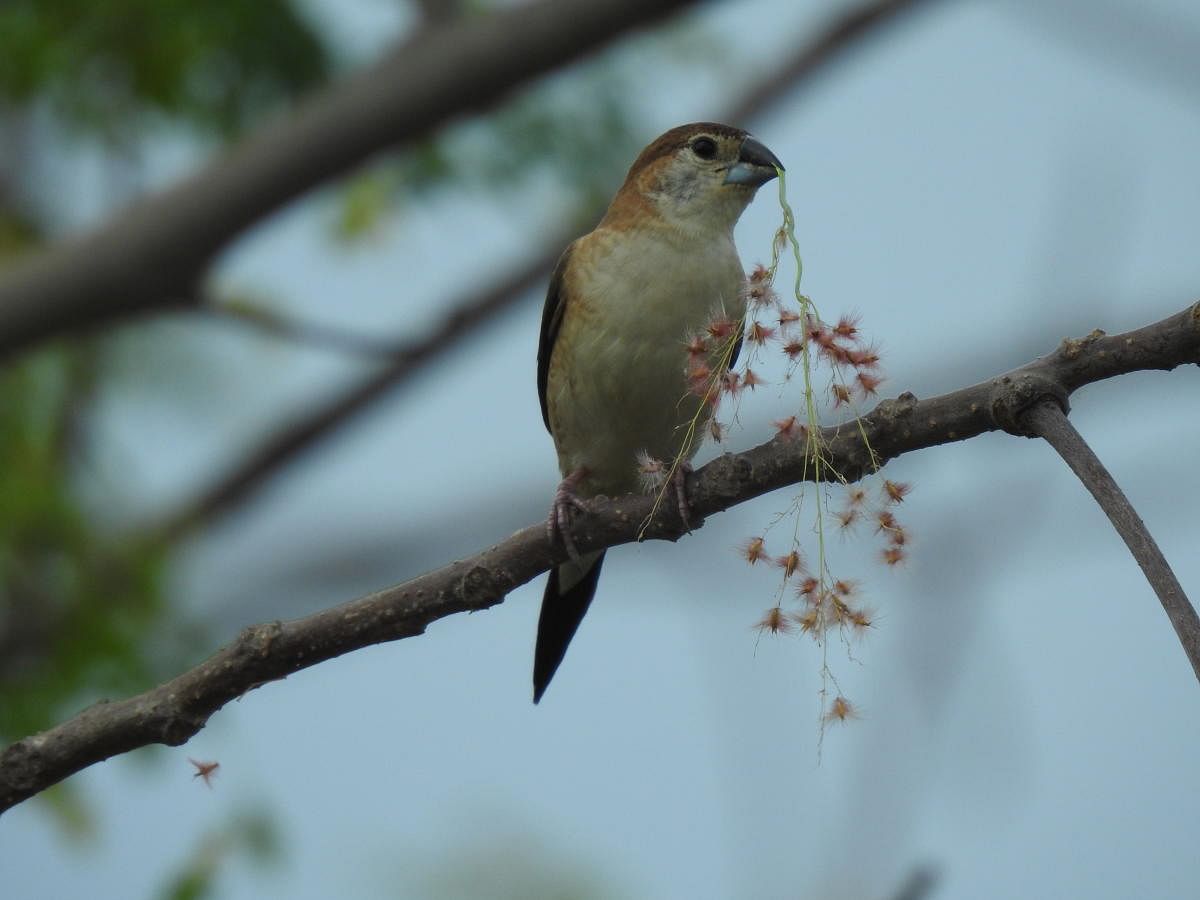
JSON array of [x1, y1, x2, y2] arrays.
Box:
[[725, 0, 938, 122], [200, 302, 412, 360], [1022, 400, 1200, 683], [3, 301, 1196, 814], [0, 0, 700, 360], [154, 0, 937, 539], [155, 246, 560, 541]]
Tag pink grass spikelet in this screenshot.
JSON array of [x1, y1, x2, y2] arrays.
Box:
[[773, 415, 801, 441], [756, 606, 793, 635], [189, 758, 220, 788], [797, 576, 820, 599], [848, 607, 873, 631], [742, 536, 768, 565], [775, 550, 805, 579], [833, 579, 858, 598], [747, 320, 776, 345], [848, 344, 881, 369], [706, 315, 736, 341], [742, 278, 779, 310], [833, 313, 861, 340], [793, 607, 821, 635], [855, 371, 884, 397], [636, 451, 667, 493], [824, 696, 858, 723]]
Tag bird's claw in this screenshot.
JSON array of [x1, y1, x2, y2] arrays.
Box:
[[547, 469, 589, 563]]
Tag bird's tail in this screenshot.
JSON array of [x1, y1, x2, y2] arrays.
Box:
[[533, 551, 605, 703]]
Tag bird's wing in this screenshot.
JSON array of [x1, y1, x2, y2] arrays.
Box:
[[728, 330, 744, 371], [536, 244, 575, 433]]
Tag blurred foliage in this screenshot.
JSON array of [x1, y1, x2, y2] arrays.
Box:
[[0, 350, 170, 740], [412, 833, 616, 900], [331, 30, 727, 240], [157, 809, 282, 900], [334, 74, 644, 239], [40, 781, 98, 842], [0, 0, 331, 139], [0, 208, 40, 261], [0, 0, 338, 829]]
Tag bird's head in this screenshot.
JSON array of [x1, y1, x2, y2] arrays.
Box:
[[608, 122, 784, 235]]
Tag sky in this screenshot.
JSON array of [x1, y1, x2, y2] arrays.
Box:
[[3, 0, 1200, 898]]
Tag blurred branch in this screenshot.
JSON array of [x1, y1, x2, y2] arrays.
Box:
[[2, 301, 1196, 814], [0, 0, 701, 360], [413, 0, 468, 26], [887, 865, 939, 900], [156, 250, 559, 541], [155, 0, 937, 541], [1022, 400, 1200, 683], [726, 0, 938, 122], [1007, 0, 1200, 103], [200, 300, 426, 360]]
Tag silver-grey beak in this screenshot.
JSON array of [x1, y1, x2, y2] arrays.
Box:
[[724, 136, 784, 187]]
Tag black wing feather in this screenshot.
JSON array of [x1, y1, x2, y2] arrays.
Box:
[[728, 331, 744, 371], [537, 245, 575, 432]]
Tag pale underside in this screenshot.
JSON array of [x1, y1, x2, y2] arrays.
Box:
[[546, 221, 747, 500]]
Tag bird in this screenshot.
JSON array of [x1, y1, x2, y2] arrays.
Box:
[[534, 122, 783, 703]]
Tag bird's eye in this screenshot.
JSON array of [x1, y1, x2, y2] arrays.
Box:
[[691, 137, 717, 160]]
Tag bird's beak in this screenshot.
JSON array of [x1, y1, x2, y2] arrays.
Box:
[[724, 136, 784, 187]]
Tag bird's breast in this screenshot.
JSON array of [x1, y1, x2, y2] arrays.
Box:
[[547, 225, 746, 496]]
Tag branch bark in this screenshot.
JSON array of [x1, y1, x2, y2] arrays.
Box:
[[1022, 400, 1200, 682], [2, 301, 1196, 815], [0, 0, 699, 360]]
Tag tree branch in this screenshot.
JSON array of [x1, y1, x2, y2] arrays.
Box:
[[724, 0, 938, 123], [1021, 400, 1200, 682], [199, 301, 418, 360], [155, 246, 561, 541], [0, 0, 700, 360], [2, 301, 1196, 815]]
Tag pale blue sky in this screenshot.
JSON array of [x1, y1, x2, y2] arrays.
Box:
[[3, 1, 1199, 897]]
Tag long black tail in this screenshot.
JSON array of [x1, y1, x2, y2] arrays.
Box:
[[532, 552, 606, 703]]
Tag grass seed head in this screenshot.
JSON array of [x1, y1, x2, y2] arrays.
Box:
[[742, 536, 768, 564], [756, 606, 793, 635]]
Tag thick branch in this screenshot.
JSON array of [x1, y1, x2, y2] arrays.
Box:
[[2, 301, 1196, 814], [0, 0, 698, 360], [1022, 401, 1200, 683]]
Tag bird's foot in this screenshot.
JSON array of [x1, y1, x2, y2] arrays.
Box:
[[673, 462, 695, 532], [547, 468, 590, 563]]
